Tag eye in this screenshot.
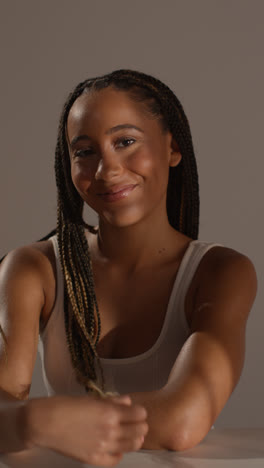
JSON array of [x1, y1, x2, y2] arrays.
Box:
[[73, 137, 136, 158], [74, 148, 94, 158], [116, 137, 136, 148]]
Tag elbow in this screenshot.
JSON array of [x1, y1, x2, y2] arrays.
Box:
[[168, 428, 194, 452], [168, 423, 209, 452]]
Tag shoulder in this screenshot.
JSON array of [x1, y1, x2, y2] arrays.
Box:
[[0, 239, 55, 278], [197, 244, 257, 289], [190, 244, 258, 327], [0, 240, 57, 322]]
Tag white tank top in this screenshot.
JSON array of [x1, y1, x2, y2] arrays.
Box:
[[38, 235, 223, 396]]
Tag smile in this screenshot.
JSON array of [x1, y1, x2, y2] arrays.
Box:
[[98, 185, 137, 202]]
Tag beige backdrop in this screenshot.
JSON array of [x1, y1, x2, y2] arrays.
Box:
[[0, 0, 263, 427]]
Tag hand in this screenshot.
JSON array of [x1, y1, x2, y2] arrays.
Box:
[[27, 393, 148, 466]]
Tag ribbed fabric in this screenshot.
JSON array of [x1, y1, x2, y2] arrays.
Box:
[[38, 235, 223, 396]]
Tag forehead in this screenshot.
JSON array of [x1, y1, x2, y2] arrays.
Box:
[[67, 87, 157, 136]]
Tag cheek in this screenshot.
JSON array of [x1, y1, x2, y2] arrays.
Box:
[[71, 163, 93, 193], [129, 149, 155, 175], [129, 146, 166, 182]]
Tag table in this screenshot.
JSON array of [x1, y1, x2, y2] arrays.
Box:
[[1, 429, 264, 467]]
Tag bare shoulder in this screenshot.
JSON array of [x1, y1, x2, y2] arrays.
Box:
[[1, 239, 55, 280], [190, 245, 258, 327], [196, 244, 258, 290]]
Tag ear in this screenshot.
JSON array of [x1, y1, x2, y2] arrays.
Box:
[[168, 135, 182, 168]]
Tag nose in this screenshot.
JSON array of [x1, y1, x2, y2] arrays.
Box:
[[94, 148, 123, 181]]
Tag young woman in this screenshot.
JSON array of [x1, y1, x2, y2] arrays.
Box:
[[0, 69, 257, 466]]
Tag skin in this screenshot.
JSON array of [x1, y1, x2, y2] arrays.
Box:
[[0, 86, 258, 461], [66, 88, 258, 450], [0, 248, 148, 465], [67, 87, 183, 273]]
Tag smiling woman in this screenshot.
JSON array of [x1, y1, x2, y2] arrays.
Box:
[[67, 86, 182, 230], [0, 70, 258, 463]]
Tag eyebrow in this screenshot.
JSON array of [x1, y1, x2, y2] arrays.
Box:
[[70, 124, 144, 148]]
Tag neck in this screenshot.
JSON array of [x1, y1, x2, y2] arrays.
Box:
[[93, 206, 180, 275]]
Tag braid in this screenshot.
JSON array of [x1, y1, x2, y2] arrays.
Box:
[[54, 78, 118, 397], [0, 70, 199, 398]]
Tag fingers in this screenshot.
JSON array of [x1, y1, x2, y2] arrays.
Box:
[[90, 432, 146, 466], [109, 395, 132, 406], [90, 451, 124, 467], [107, 394, 147, 422], [99, 418, 148, 455], [112, 435, 145, 453], [105, 421, 148, 454], [119, 421, 149, 441], [101, 436, 144, 458], [118, 403, 148, 423], [102, 396, 148, 455]]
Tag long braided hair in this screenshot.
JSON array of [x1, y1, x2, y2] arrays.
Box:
[[0, 70, 199, 397]]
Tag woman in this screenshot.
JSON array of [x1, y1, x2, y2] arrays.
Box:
[[0, 69, 257, 465]]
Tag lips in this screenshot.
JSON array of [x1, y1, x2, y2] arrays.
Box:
[[98, 184, 137, 195], [98, 184, 137, 202]]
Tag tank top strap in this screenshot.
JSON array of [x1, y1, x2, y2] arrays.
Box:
[[175, 240, 224, 319], [40, 234, 64, 338]]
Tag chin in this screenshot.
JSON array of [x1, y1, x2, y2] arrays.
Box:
[[99, 208, 144, 229]]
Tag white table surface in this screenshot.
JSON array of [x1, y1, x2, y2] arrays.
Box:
[[1, 429, 264, 467]]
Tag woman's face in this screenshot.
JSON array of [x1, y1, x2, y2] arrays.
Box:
[[66, 87, 181, 228]]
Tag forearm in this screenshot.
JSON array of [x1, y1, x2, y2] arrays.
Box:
[[128, 383, 212, 452], [0, 388, 34, 453], [127, 388, 175, 450], [127, 335, 238, 451]]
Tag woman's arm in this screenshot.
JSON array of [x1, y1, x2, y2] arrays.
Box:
[[0, 248, 148, 464], [0, 388, 34, 453], [0, 247, 45, 452], [128, 248, 258, 451]]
